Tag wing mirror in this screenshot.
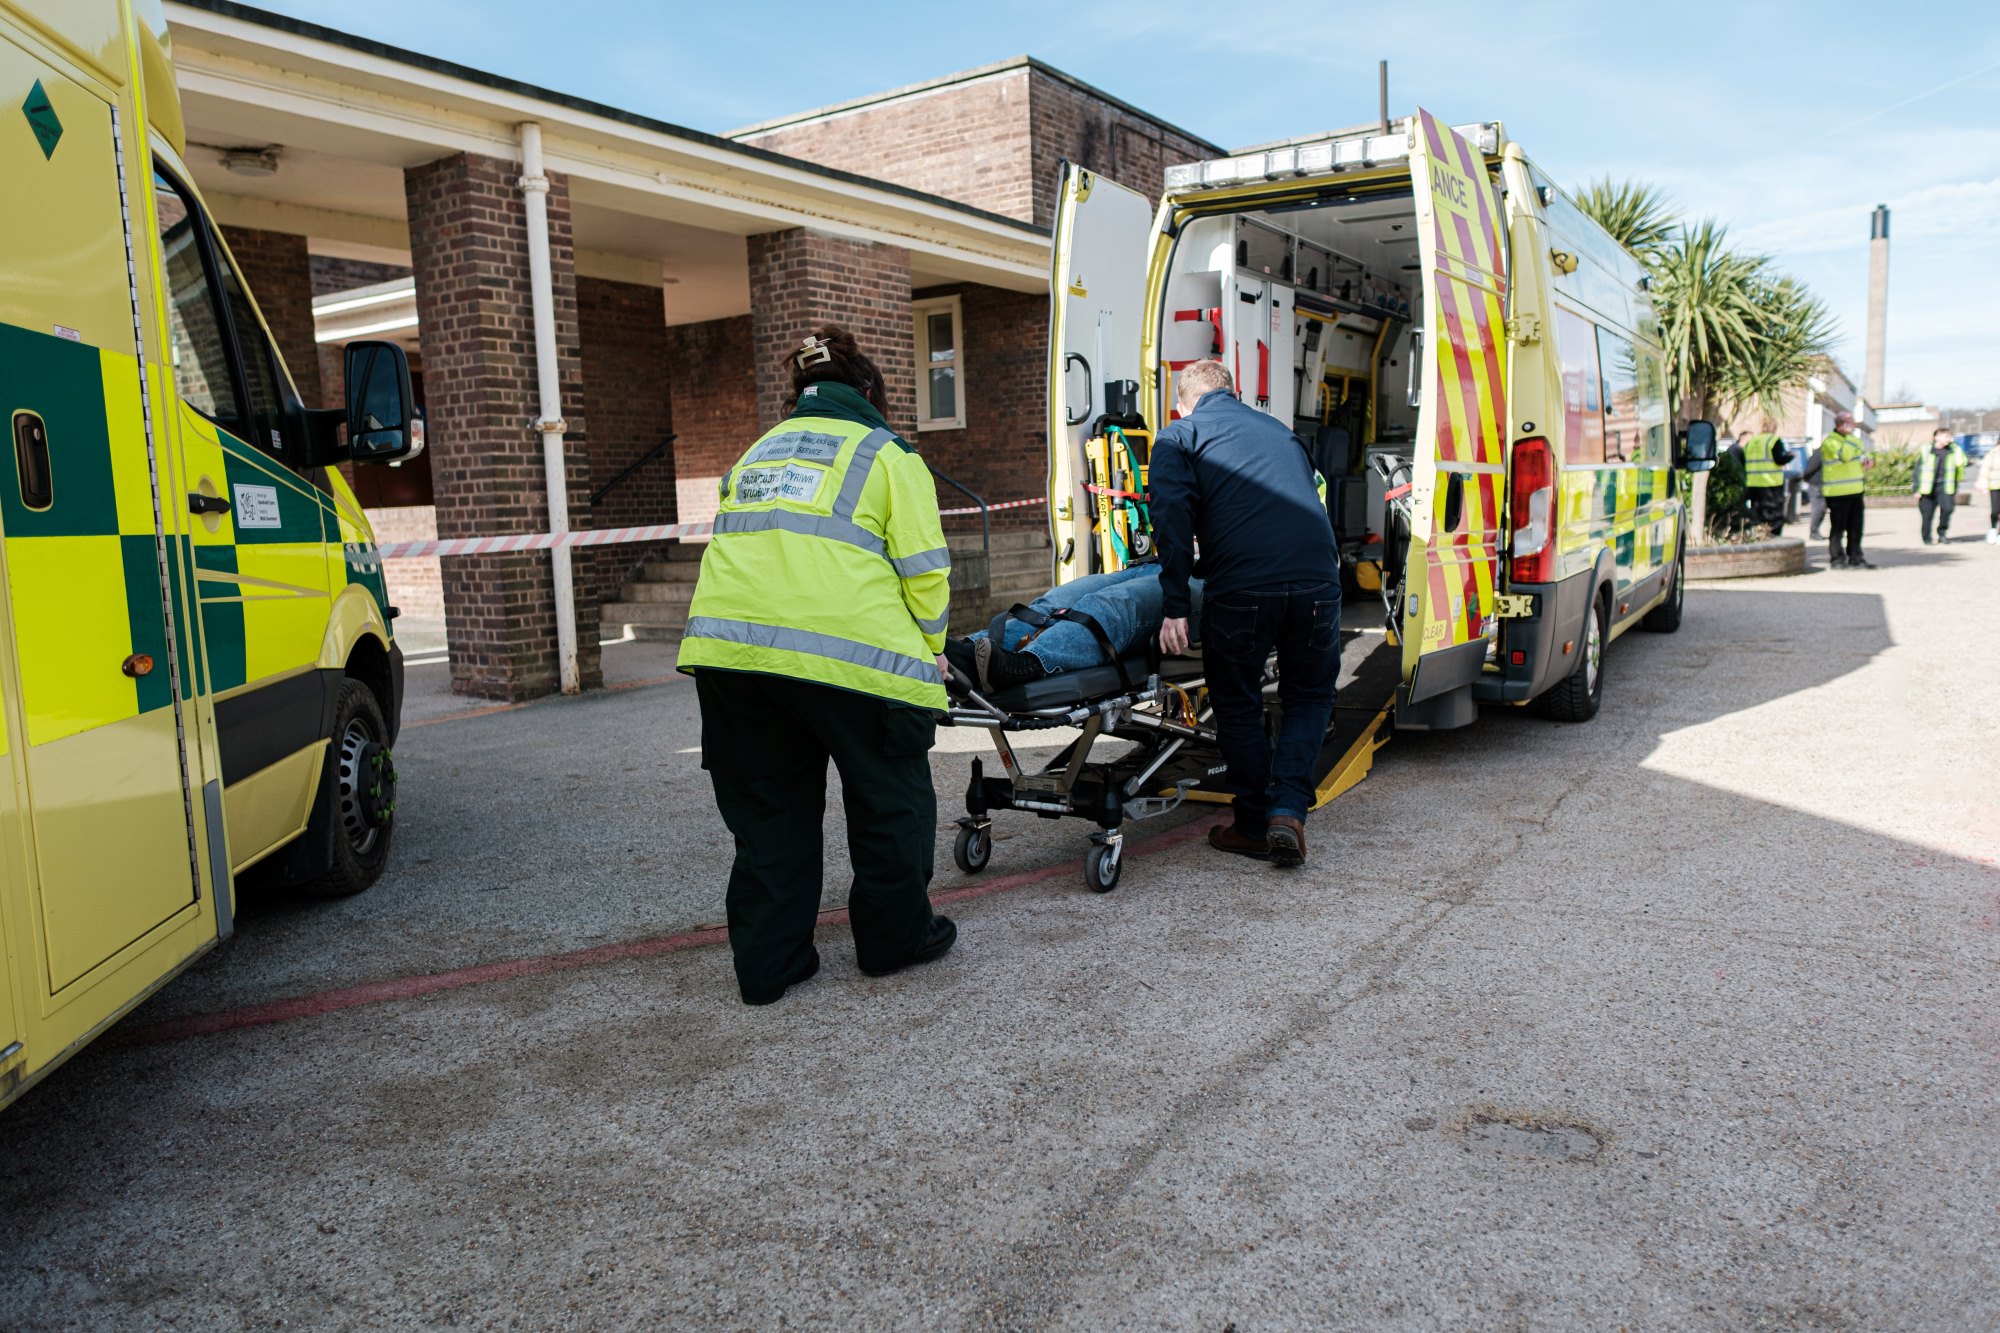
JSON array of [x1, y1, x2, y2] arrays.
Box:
[[1678, 419, 1717, 472], [345, 340, 423, 464]]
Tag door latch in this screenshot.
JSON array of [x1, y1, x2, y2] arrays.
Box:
[[188, 492, 231, 516]]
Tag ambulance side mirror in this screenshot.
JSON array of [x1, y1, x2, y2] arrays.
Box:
[[1678, 420, 1717, 473], [346, 340, 423, 464]]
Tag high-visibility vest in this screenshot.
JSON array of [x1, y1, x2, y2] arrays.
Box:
[[1819, 433, 1865, 497], [1986, 452, 2000, 491], [679, 397, 951, 710], [1914, 444, 1966, 496], [1742, 434, 1783, 488]]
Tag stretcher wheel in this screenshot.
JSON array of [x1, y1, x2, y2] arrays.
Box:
[[1084, 843, 1122, 893], [953, 824, 992, 874]]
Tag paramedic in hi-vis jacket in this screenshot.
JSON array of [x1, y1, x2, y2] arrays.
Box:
[[1802, 412, 1873, 569], [1736, 431, 1792, 535], [1153, 359, 1342, 869], [678, 327, 957, 1005]]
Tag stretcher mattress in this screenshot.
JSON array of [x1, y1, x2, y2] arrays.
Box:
[[984, 652, 1155, 711]]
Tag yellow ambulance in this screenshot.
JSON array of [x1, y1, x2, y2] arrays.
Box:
[[1, 0, 418, 1109], [1048, 111, 1717, 731]]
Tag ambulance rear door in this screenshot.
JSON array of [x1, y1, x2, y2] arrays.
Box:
[[1397, 111, 1510, 716], [1047, 163, 1155, 584]]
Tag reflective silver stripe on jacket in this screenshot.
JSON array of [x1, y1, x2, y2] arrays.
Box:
[[683, 616, 943, 684], [833, 428, 896, 519], [889, 545, 951, 577], [711, 508, 886, 557], [913, 611, 950, 635]]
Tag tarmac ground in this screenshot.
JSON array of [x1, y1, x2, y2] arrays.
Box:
[[1, 508, 1996, 1329]]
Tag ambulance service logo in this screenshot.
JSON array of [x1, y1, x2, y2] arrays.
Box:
[[22, 80, 62, 161]]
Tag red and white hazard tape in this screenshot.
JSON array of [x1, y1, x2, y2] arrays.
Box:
[[941, 495, 1047, 516], [374, 496, 1047, 560]]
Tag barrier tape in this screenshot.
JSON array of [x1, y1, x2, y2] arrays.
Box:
[[374, 496, 1048, 560]]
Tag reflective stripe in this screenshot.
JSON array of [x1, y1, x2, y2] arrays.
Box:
[[833, 428, 896, 519], [913, 611, 950, 635], [712, 508, 885, 557], [684, 616, 943, 684], [889, 545, 951, 577]]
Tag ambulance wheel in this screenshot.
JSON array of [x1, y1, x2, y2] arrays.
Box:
[[1538, 591, 1606, 723], [953, 824, 992, 874], [1084, 842, 1122, 893], [1641, 545, 1686, 633], [302, 679, 397, 898]]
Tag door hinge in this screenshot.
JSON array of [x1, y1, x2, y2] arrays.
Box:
[[1505, 314, 1542, 345], [1492, 593, 1535, 618]]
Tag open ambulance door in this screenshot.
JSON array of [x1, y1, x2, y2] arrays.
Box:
[[1047, 163, 1155, 585], [1395, 111, 1510, 727]]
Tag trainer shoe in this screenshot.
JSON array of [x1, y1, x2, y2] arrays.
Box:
[[1208, 823, 1271, 861], [1266, 816, 1307, 868], [1986, 531, 1999, 543], [859, 915, 957, 978]]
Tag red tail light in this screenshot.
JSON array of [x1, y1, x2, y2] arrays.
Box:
[[1509, 436, 1555, 584]]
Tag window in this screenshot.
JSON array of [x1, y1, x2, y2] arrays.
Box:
[[1554, 307, 1603, 467], [914, 295, 965, 431], [1597, 326, 1641, 464]]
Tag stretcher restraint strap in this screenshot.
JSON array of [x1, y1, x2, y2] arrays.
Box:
[[373, 497, 1049, 559]]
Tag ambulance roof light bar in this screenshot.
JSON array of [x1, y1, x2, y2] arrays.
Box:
[[1164, 121, 1502, 192]]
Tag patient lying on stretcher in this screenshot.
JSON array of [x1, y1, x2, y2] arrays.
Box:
[[942, 563, 1206, 693]]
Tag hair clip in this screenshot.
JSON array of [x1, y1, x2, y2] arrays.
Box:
[[796, 336, 832, 368]]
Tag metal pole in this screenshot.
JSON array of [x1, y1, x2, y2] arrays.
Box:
[[517, 121, 579, 695], [1378, 61, 1389, 136]]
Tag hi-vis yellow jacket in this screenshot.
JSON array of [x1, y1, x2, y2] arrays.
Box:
[[1742, 434, 1783, 488], [1818, 432, 1866, 498], [679, 381, 951, 709]]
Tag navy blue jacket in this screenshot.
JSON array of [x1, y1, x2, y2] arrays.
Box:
[[1149, 390, 1339, 618]]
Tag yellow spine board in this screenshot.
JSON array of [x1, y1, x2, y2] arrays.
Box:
[[1087, 436, 1117, 572]]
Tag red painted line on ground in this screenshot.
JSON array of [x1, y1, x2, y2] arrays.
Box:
[[112, 812, 1229, 1047]]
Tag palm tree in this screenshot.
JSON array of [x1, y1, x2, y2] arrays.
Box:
[[1574, 178, 1676, 258], [1720, 275, 1839, 418]]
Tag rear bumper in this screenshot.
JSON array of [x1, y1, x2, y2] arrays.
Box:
[[1472, 567, 1595, 704]]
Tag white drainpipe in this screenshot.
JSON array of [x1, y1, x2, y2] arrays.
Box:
[[518, 121, 579, 694]]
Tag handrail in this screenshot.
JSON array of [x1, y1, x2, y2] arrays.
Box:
[[590, 434, 677, 507], [927, 461, 989, 555]]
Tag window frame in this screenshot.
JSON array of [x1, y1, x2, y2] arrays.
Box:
[[913, 294, 966, 432]]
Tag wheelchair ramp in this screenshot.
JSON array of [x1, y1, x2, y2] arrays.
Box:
[[1309, 631, 1400, 810]]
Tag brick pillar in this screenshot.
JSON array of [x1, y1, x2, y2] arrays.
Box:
[[747, 229, 915, 437], [221, 226, 322, 408], [404, 151, 601, 700], [662, 315, 755, 528], [578, 275, 675, 601]]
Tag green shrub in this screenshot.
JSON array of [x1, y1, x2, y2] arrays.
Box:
[[1865, 448, 1917, 495]]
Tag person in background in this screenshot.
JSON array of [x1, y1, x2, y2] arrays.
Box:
[[679, 325, 957, 1005], [1801, 411, 1872, 569], [1151, 359, 1341, 869], [1980, 444, 2000, 544], [1735, 428, 1792, 535], [1914, 426, 1967, 545]]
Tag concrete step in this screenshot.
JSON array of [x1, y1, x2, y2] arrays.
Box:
[[948, 529, 1048, 554], [617, 579, 696, 605], [660, 540, 706, 561], [601, 600, 689, 629], [634, 558, 703, 583]]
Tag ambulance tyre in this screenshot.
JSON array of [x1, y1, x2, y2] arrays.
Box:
[[301, 678, 397, 898], [1538, 590, 1606, 723], [1641, 544, 1686, 633]]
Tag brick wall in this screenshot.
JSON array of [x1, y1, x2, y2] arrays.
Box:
[[912, 283, 1048, 534], [310, 255, 412, 297], [738, 69, 1037, 223], [404, 150, 601, 699], [221, 225, 322, 408], [663, 314, 755, 527], [748, 230, 916, 438], [1024, 68, 1214, 229], [578, 275, 675, 600]]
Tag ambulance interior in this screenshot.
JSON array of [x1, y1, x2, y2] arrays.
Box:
[[1155, 183, 1426, 603]]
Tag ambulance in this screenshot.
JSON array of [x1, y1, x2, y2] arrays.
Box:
[[1, 0, 419, 1109], [1048, 112, 1717, 732]]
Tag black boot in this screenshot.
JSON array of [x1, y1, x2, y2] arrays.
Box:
[[975, 638, 1046, 690]]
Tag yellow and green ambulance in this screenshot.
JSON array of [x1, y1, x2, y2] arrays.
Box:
[[1, 0, 419, 1109]]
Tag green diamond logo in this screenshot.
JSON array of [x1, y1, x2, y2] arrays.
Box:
[[22, 80, 61, 161]]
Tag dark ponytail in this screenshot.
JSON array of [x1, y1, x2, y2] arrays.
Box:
[[784, 324, 888, 415]]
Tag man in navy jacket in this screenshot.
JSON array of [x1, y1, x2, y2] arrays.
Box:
[[1153, 360, 1341, 867]]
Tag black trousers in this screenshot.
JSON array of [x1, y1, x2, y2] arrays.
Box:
[[1918, 492, 1955, 542], [1826, 494, 1864, 563], [1747, 485, 1786, 535], [695, 669, 938, 995], [1201, 581, 1341, 832]]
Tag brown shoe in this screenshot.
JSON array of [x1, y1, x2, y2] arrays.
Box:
[[1208, 823, 1270, 860], [1266, 816, 1306, 868]]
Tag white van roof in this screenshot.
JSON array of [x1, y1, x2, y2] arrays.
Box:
[[1164, 120, 1504, 193]]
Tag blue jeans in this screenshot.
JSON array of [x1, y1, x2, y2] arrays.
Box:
[[970, 566, 1205, 672], [1201, 582, 1341, 830]]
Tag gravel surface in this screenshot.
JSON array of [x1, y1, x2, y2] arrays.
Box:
[[1, 511, 1994, 1329]]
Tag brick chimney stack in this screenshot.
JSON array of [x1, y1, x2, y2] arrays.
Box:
[[1864, 204, 1889, 404]]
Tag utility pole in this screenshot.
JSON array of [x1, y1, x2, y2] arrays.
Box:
[[1379, 61, 1389, 136]]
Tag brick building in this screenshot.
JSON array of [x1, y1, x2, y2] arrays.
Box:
[[166, 4, 1216, 699]]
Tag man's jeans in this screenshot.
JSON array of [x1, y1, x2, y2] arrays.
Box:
[[970, 565, 1205, 673], [1201, 581, 1341, 832]]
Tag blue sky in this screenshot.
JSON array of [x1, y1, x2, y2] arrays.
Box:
[[254, 0, 2000, 407]]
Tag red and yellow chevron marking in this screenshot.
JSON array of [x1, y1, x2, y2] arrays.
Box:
[[1408, 110, 1509, 661]]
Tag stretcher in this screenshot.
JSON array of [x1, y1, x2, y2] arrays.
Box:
[[942, 604, 1402, 892]]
